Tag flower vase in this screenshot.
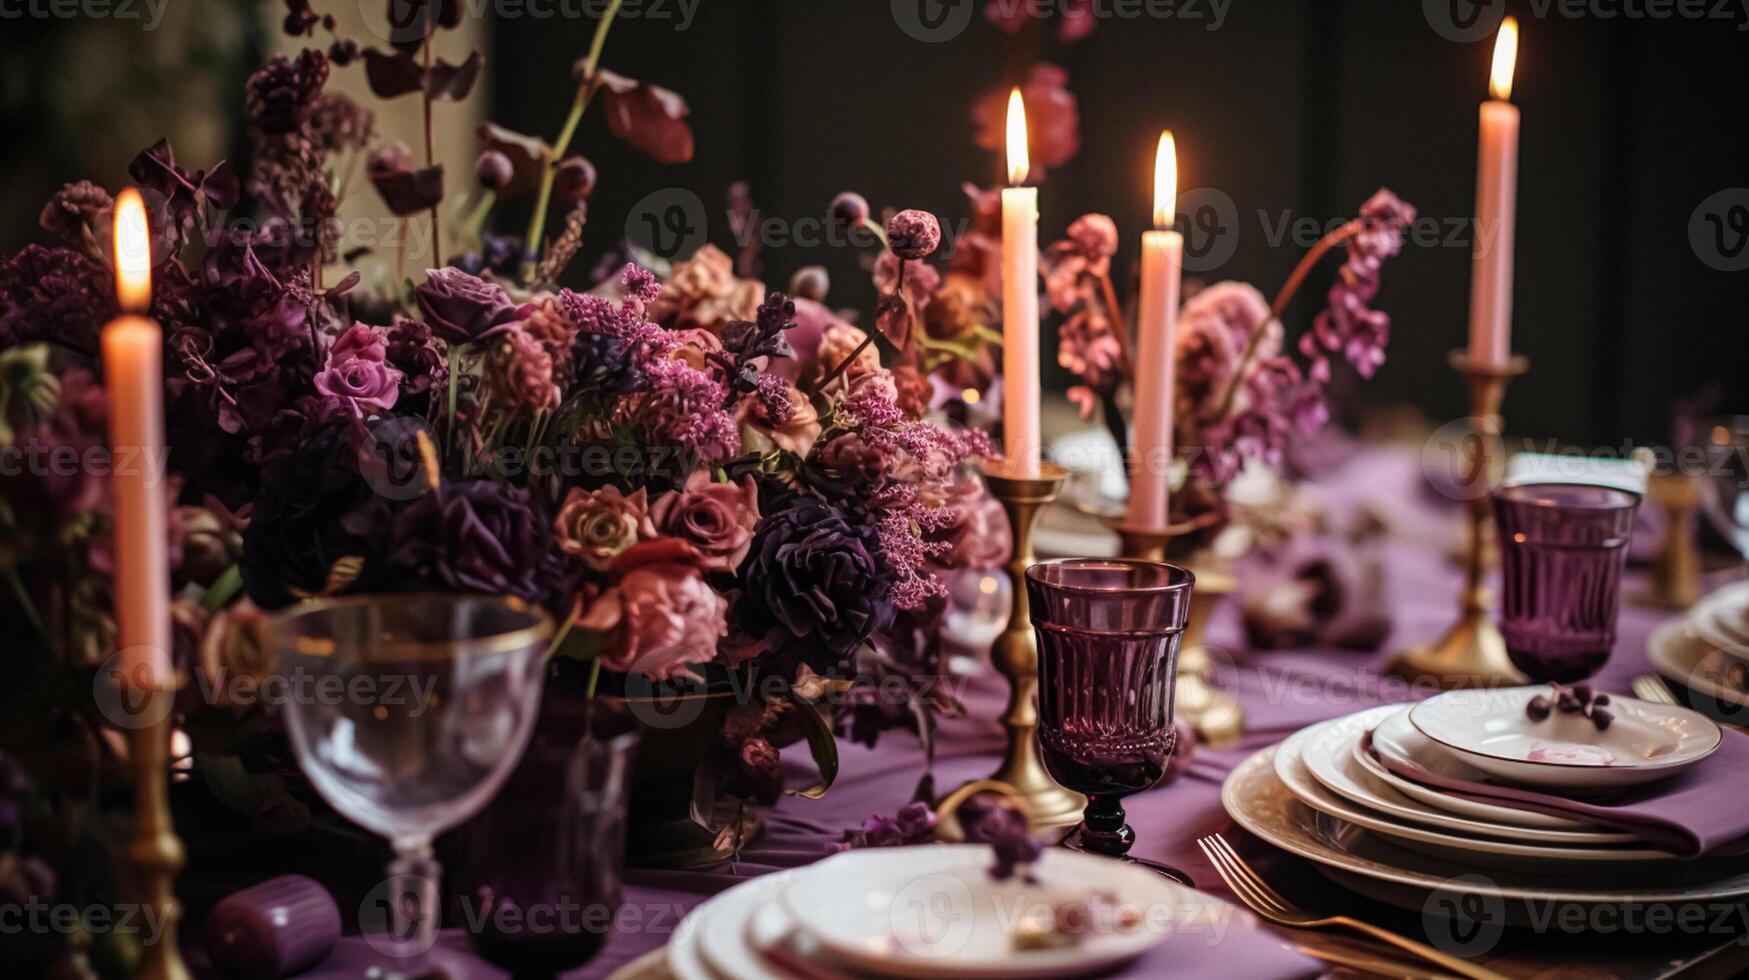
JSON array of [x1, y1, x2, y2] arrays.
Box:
[[617, 692, 763, 869]]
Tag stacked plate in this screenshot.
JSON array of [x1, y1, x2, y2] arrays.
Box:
[[1648, 581, 1749, 717], [665, 845, 1191, 979], [1224, 691, 1749, 919]]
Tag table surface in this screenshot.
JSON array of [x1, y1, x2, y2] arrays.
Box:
[[278, 448, 1748, 980]]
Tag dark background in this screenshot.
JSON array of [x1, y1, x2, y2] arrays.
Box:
[[4, 0, 1748, 448]]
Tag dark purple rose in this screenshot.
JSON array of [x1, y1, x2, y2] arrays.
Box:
[[739, 498, 893, 674], [887, 209, 942, 260], [414, 267, 524, 344], [242, 418, 394, 610], [386, 479, 554, 603]]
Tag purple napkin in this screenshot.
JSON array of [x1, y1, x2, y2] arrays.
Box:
[[1362, 730, 1749, 859]]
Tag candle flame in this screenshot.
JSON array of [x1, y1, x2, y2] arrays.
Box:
[[113, 188, 152, 312], [1489, 17, 1519, 101], [1005, 88, 1030, 185], [1153, 131, 1177, 230]]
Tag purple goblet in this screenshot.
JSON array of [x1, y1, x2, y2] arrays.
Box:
[[1025, 559, 1194, 875], [1493, 482, 1641, 686]]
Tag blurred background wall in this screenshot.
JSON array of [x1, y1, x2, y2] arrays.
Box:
[[3, 0, 1746, 449]]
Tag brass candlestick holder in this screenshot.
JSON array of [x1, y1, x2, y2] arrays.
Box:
[[1113, 525, 1244, 747], [957, 458, 1085, 829], [1633, 470, 1704, 609], [127, 686, 191, 980], [1392, 350, 1529, 688]]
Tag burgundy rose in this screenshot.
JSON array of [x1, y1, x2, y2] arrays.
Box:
[[414, 267, 525, 344], [314, 324, 401, 419]]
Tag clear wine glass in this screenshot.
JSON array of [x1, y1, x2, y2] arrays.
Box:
[[1492, 483, 1640, 687], [263, 594, 551, 974], [1695, 416, 1749, 563], [1025, 558, 1194, 881]]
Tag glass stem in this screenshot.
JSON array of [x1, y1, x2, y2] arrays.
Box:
[[1080, 795, 1135, 858], [388, 838, 441, 974]]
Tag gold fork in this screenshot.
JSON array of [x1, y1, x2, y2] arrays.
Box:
[[1197, 834, 1508, 980]]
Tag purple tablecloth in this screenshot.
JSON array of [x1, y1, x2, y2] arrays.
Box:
[[298, 449, 1705, 978]]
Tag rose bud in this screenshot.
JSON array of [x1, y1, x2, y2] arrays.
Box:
[[553, 156, 597, 203], [475, 149, 514, 191], [789, 265, 830, 301], [830, 191, 870, 227]]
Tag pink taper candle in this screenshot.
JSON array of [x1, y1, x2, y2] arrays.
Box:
[[1001, 89, 1042, 475], [103, 189, 174, 691], [1468, 17, 1520, 368], [1126, 132, 1183, 531]]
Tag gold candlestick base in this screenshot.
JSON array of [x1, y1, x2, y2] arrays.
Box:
[[1632, 470, 1704, 610], [1391, 351, 1528, 690], [125, 687, 191, 980], [954, 458, 1085, 830], [1114, 525, 1244, 747]]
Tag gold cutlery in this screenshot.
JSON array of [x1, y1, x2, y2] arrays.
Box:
[[1197, 833, 1507, 980], [1632, 674, 1681, 706]]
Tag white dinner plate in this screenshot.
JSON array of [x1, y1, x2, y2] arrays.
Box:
[[1687, 580, 1749, 657], [696, 869, 805, 980], [1224, 746, 1749, 914], [1648, 619, 1749, 718], [1409, 687, 1723, 789], [1275, 712, 1675, 866], [1299, 708, 1638, 845], [1367, 706, 1601, 830], [779, 844, 1184, 978]]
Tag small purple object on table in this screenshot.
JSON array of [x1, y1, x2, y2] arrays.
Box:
[[1364, 729, 1749, 858], [203, 874, 340, 979], [1494, 482, 1640, 685]]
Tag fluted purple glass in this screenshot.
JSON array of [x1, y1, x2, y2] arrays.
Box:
[[1493, 482, 1641, 684], [1026, 559, 1194, 860]]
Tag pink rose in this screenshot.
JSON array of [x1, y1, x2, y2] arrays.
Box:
[[314, 324, 401, 419], [554, 485, 655, 571], [588, 561, 729, 680], [650, 470, 759, 573]]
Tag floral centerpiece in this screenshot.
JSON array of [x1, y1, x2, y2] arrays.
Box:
[[0, 6, 1018, 934]]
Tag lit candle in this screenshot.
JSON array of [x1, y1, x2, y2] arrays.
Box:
[[103, 188, 174, 692], [1468, 17, 1519, 368], [1001, 88, 1041, 475], [1126, 132, 1183, 532]]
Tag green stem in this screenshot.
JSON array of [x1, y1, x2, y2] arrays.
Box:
[[201, 564, 244, 613], [584, 658, 602, 699], [521, 0, 623, 283], [445, 344, 462, 460], [4, 567, 45, 640], [462, 190, 497, 244], [542, 613, 576, 662]]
